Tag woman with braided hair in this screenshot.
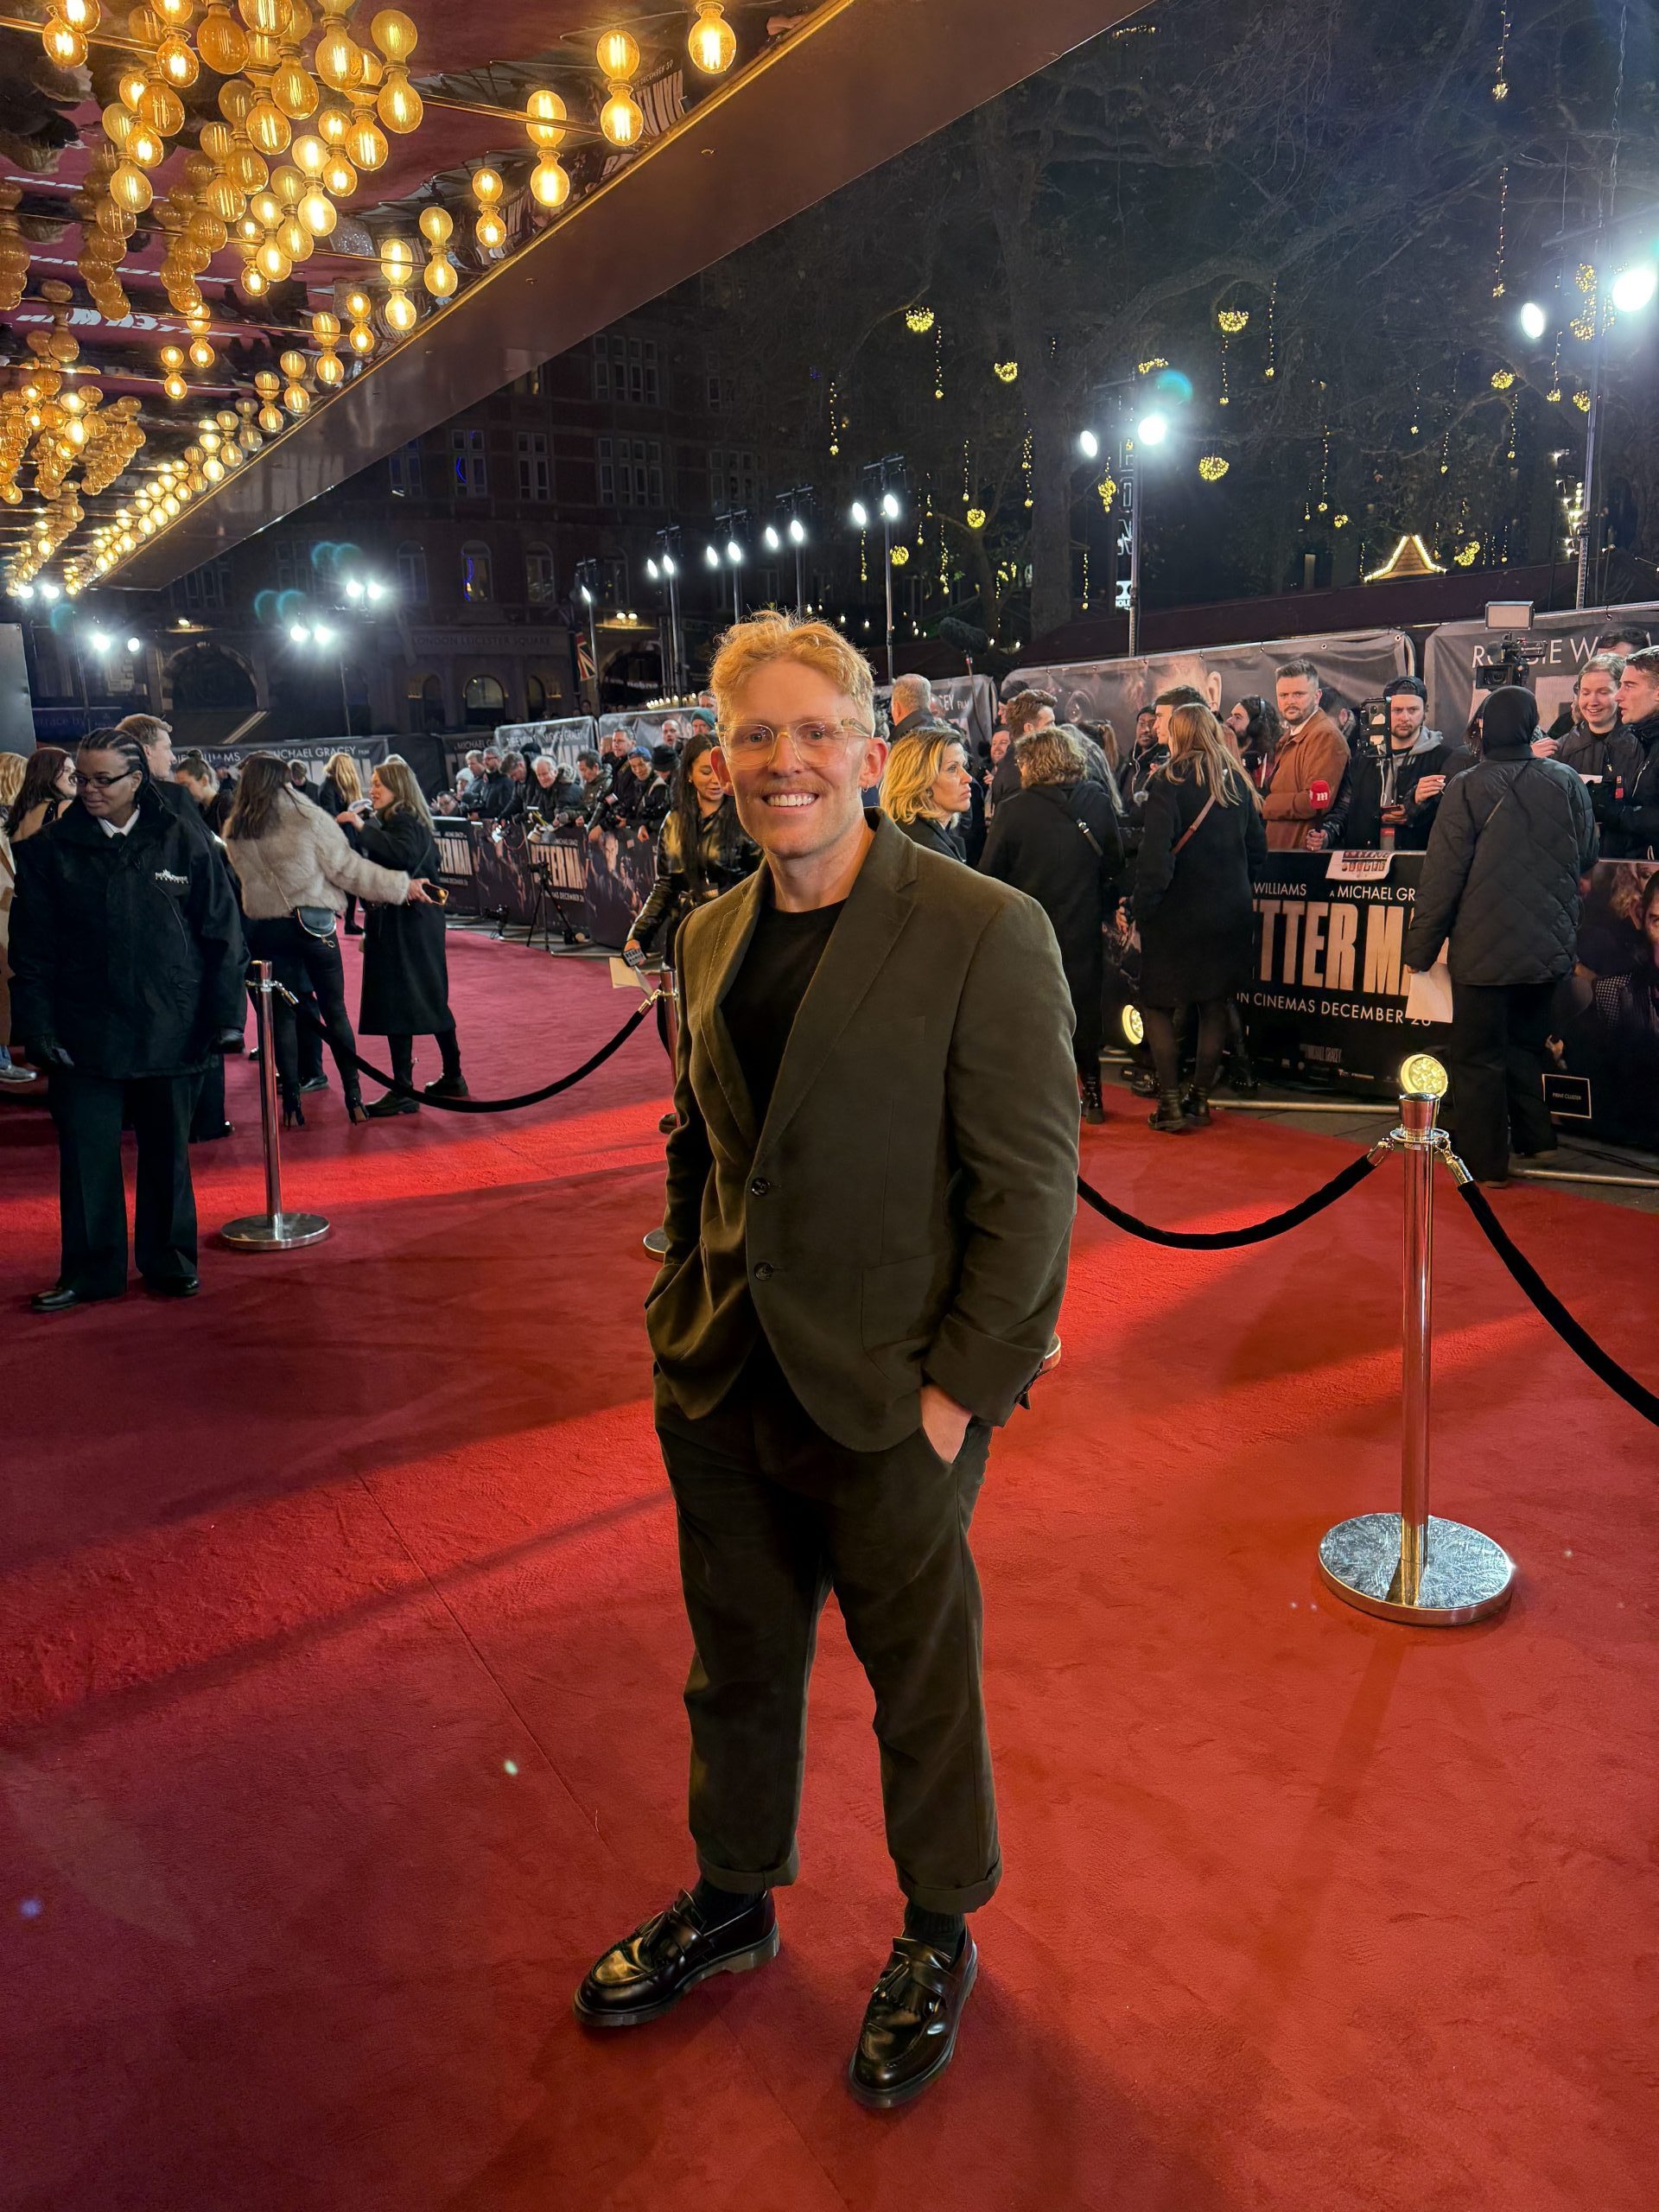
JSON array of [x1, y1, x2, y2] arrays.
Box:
[[9, 729, 246, 1311]]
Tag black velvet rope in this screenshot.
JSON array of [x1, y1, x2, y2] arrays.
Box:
[[296, 1001, 654, 1113], [1076, 1152, 1379, 1249], [1456, 1183, 1659, 1427]]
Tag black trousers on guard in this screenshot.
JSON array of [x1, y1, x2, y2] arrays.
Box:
[[1446, 978, 1557, 1183], [656, 1338, 999, 1916], [50, 1069, 200, 1294]]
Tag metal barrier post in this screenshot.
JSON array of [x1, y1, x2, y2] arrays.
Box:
[[221, 963, 332, 1254], [643, 969, 677, 1258], [1317, 1054, 1516, 1626]]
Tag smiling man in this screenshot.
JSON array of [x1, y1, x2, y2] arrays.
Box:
[[574, 613, 1078, 2108]]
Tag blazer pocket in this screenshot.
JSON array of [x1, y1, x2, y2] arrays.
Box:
[[861, 1250, 944, 1350]]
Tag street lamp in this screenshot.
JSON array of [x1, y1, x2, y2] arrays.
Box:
[[853, 458, 904, 680], [647, 534, 685, 696], [1076, 375, 1187, 656], [574, 558, 601, 708], [1519, 240, 1657, 605]]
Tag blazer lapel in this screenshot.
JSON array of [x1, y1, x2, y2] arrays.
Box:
[[760, 815, 918, 1149], [697, 868, 766, 1150]]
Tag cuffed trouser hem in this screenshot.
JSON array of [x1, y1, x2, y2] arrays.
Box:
[[696, 1848, 798, 1891], [899, 1857, 1001, 1915]]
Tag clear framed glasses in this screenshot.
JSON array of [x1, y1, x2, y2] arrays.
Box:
[[721, 716, 874, 762]]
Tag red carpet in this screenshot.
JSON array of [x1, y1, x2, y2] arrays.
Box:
[[1, 930, 1654, 2212]]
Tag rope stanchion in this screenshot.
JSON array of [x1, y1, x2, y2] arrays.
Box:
[[1317, 1062, 1516, 1628], [221, 963, 330, 1254], [298, 995, 658, 1114], [1076, 1147, 1383, 1250], [1455, 1182, 1659, 1427]]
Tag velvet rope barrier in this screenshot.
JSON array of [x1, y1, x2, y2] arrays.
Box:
[[297, 999, 656, 1113], [1075, 1149, 1382, 1250], [1455, 1182, 1659, 1427]]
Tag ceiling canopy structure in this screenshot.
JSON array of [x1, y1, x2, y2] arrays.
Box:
[[0, 0, 1136, 599]]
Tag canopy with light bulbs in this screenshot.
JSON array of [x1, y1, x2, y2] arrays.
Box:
[[0, 0, 1140, 596]]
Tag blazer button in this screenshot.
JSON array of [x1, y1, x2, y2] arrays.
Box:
[[753, 1261, 775, 1281], [749, 1177, 771, 1198]]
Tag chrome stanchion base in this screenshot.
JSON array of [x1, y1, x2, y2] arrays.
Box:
[[1318, 1512, 1516, 1627], [641, 1226, 671, 1257], [220, 1211, 332, 1252]]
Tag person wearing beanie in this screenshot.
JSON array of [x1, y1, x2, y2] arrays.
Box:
[[1378, 676, 1473, 850], [1403, 687, 1598, 1185]]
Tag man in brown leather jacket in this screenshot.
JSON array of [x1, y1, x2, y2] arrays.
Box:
[[574, 612, 1079, 2109], [1262, 657, 1350, 850]]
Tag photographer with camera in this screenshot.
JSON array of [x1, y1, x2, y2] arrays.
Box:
[[1377, 677, 1472, 850]]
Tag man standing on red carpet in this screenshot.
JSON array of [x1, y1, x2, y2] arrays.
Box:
[[574, 613, 1079, 2107]]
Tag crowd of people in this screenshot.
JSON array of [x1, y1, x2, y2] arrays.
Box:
[[0, 715, 464, 1311], [3, 624, 1657, 1306]]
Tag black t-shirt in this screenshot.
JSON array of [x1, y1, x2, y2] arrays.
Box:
[[722, 894, 845, 1123]]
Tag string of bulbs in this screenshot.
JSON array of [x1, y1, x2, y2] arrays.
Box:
[[0, 2, 746, 594]]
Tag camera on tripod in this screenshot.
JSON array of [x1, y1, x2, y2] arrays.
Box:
[[1473, 600, 1546, 690]]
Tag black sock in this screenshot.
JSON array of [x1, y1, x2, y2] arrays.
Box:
[[691, 1876, 764, 1923], [903, 1903, 965, 1957], [437, 1027, 462, 1081]]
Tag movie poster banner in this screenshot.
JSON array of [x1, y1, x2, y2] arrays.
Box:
[[1423, 601, 1659, 738], [1008, 628, 1412, 737], [1240, 852, 1449, 1087], [1223, 851, 1656, 1146]]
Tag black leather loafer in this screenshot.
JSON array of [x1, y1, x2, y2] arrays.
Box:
[[144, 1274, 200, 1299], [848, 1932, 978, 2109], [573, 1889, 778, 2028], [29, 1281, 124, 1314]]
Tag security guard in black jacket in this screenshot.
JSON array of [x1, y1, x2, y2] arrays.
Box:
[[10, 731, 247, 1312]]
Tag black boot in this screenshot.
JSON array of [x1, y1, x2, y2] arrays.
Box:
[[1079, 1072, 1106, 1125], [1147, 1089, 1192, 1134], [1182, 1086, 1213, 1127]]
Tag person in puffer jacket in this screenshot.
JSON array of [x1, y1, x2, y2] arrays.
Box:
[[1403, 686, 1598, 1185]]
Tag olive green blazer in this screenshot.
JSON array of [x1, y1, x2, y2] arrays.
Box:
[[647, 812, 1079, 1451]]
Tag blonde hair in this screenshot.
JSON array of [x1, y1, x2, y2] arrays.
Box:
[[326, 751, 361, 804], [1015, 726, 1087, 786], [709, 609, 874, 730], [1166, 704, 1260, 807], [372, 753, 432, 827], [0, 751, 25, 811], [880, 728, 966, 825]]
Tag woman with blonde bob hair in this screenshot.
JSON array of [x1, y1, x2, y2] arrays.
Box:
[[342, 754, 467, 1116], [880, 727, 973, 861], [1133, 702, 1265, 1132]]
